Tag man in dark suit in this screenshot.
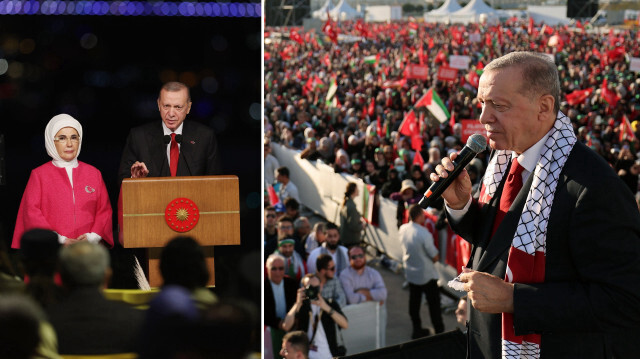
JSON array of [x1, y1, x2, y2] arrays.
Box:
[[46, 241, 143, 355], [118, 81, 221, 181], [432, 52, 640, 358], [265, 254, 298, 359]]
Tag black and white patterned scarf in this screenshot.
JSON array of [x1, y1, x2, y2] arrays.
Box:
[[479, 112, 577, 359]]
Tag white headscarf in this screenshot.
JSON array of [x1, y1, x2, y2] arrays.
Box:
[[44, 114, 83, 168]]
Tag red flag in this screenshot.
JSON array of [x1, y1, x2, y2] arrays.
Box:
[[411, 112, 425, 151], [376, 116, 385, 137], [267, 185, 280, 205], [412, 148, 425, 168], [355, 19, 369, 37], [620, 115, 637, 142], [323, 53, 331, 67], [322, 17, 338, 43], [399, 110, 418, 137], [468, 70, 480, 88], [607, 47, 626, 63], [449, 111, 456, 133], [368, 98, 375, 117], [601, 78, 620, 108], [290, 29, 304, 45], [565, 88, 593, 106], [428, 37, 434, 49], [527, 17, 534, 35]]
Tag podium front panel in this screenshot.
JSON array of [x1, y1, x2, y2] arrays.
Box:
[[120, 175, 240, 248]]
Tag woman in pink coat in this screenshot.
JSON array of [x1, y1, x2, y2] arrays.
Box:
[[12, 114, 113, 248]]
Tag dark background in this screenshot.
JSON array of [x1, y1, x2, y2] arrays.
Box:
[[0, 10, 261, 346]]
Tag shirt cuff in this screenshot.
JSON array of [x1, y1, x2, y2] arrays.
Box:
[[85, 232, 102, 244], [56, 233, 66, 244], [446, 197, 473, 222]]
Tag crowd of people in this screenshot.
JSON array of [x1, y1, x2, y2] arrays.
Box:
[[264, 178, 390, 359], [0, 230, 257, 359], [265, 16, 640, 359], [265, 19, 640, 209]]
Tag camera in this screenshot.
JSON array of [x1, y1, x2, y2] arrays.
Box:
[[304, 284, 320, 300]]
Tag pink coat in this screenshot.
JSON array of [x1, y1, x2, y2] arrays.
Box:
[[12, 161, 113, 248]]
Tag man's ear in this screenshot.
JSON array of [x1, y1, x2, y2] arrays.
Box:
[[538, 94, 555, 122]]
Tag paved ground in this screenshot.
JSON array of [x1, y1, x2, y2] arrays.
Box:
[[303, 208, 466, 352], [366, 254, 466, 347]]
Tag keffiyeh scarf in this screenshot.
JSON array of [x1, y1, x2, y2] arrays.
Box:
[[478, 112, 577, 358]]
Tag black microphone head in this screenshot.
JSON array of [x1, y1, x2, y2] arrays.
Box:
[[175, 134, 182, 144], [163, 135, 171, 145], [466, 134, 487, 153]]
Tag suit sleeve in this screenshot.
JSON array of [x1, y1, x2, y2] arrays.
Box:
[[204, 127, 222, 175], [447, 199, 484, 247], [512, 175, 640, 335], [118, 129, 138, 183]]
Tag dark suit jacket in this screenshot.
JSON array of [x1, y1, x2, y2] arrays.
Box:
[[46, 288, 144, 355], [118, 120, 221, 182], [264, 277, 298, 328], [449, 142, 640, 359]]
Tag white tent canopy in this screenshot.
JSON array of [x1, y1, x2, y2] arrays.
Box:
[[424, 0, 462, 23], [329, 0, 361, 21], [312, 0, 333, 20], [450, 0, 505, 24], [430, 0, 461, 15]]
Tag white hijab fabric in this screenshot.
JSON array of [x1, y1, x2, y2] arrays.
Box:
[[44, 114, 83, 168]]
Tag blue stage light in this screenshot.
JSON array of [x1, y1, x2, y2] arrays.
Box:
[[0, 0, 261, 17]]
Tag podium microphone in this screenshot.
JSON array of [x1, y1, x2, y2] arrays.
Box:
[[418, 134, 487, 209]]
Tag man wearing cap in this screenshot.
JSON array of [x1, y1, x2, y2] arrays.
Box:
[[349, 158, 364, 178], [118, 81, 221, 181], [275, 238, 307, 285], [390, 179, 422, 228]]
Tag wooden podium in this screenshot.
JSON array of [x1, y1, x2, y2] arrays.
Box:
[[118, 175, 240, 287]]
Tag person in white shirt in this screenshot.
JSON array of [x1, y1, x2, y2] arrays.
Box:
[[399, 204, 444, 339]]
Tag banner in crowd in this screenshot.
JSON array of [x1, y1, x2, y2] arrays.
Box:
[[405, 64, 429, 80], [461, 119, 486, 143], [449, 55, 470, 70], [437, 66, 458, 82], [630, 57, 640, 73]]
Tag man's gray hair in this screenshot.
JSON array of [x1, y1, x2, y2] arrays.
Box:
[[484, 51, 561, 114], [160, 81, 191, 102], [59, 241, 110, 288], [266, 253, 285, 269], [294, 216, 309, 230]]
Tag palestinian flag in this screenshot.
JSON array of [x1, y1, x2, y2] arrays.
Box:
[[268, 184, 280, 205], [361, 184, 377, 226], [364, 54, 380, 66], [325, 77, 338, 105], [423, 88, 450, 123]]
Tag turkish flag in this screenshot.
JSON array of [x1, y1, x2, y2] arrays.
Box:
[[290, 29, 303, 45], [565, 88, 593, 106], [412, 148, 425, 168], [399, 110, 418, 137]]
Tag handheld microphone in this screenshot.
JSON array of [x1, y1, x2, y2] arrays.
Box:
[[418, 134, 487, 209]]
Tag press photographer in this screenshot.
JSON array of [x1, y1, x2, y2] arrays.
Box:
[[281, 273, 349, 359]]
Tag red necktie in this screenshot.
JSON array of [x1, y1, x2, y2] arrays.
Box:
[[491, 158, 525, 238], [170, 133, 179, 177]]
